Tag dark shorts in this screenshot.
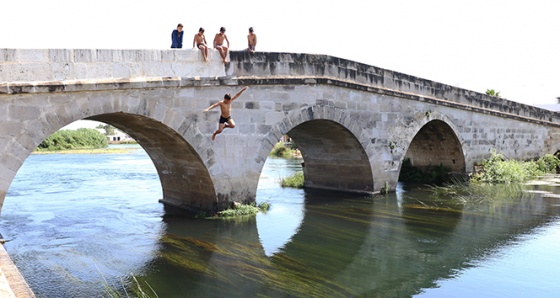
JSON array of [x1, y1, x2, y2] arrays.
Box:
[[219, 116, 231, 124]]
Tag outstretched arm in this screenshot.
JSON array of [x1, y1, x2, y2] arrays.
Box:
[[203, 101, 221, 112], [231, 86, 249, 101]]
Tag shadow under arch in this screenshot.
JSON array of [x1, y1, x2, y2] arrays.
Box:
[[403, 119, 466, 174], [88, 113, 216, 214], [287, 119, 374, 194]]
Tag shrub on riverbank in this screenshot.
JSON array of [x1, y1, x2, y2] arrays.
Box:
[[280, 171, 304, 188], [471, 150, 560, 183], [36, 128, 108, 151], [270, 142, 300, 158]]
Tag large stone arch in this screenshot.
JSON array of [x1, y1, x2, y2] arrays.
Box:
[[397, 111, 467, 175], [88, 113, 216, 213], [2, 90, 226, 215], [254, 104, 375, 194]]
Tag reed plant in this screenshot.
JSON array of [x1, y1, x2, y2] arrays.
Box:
[[102, 273, 158, 298]]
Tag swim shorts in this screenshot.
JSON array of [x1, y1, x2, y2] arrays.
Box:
[[219, 116, 231, 124]]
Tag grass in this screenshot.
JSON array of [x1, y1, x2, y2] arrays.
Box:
[[216, 202, 271, 218], [280, 171, 304, 188]]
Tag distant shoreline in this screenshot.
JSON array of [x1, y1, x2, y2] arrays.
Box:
[[33, 148, 139, 155]]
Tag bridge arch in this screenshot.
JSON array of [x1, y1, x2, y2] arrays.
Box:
[[87, 113, 217, 213], [255, 105, 375, 194], [2, 91, 228, 215], [399, 111, 467, 175]]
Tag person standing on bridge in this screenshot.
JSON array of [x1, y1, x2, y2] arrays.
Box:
[[247, 27, 257, 53], [171, 23, 184, 49], [203, 86, 249, 141], [193, 27, 209, 62], [213, 27, 230, 63]]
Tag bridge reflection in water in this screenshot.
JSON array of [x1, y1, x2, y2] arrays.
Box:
[[137, 167, 559, 297]]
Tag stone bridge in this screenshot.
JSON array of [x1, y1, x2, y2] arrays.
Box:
[[2, 48, 560, 215]]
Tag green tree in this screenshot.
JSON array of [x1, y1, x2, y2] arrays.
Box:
[[485, 89, 501, 97], [37, 128, 108, 151], [96, 124, 116, 135]]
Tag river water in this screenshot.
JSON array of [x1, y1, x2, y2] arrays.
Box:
[[1, 145, 560, 297]]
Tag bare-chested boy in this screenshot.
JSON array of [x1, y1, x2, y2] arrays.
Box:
[[203, 86, 249, 140], [247, 27, 257, 53], [193, 27, 209, 62], [213, 27, 230, 63]]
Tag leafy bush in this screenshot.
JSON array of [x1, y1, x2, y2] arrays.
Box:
[[536, 154, 560, 173], [470, 150, 560, 184], [270, 142, 291, 158], [280, 171, 304, 188], [37, 128, 108, 151]]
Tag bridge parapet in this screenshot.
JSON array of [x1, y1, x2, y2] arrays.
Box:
[[228, 51, 560, 124], [0, 48, 226, 83], [2, 48, 559, 125]]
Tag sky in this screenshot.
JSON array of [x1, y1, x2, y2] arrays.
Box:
[[2, 0, 560, 109]]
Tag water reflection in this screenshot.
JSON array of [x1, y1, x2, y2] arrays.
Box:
[[139, 180, 560, 297]]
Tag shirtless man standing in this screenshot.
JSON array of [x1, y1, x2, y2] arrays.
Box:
[[203, 86, 249, 141], [247, 27, 257, 53], [193, 27, 209, 62], [213, 27, 230, 63]]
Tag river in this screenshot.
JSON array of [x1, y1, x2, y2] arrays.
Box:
[[1, 145, 559, 297]]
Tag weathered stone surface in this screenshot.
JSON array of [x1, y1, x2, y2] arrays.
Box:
[[1, 49, 560, 218]]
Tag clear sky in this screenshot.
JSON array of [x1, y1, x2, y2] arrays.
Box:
[[2, 0, 559, 106]]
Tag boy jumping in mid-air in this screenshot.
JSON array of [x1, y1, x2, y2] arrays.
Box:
[[203, 86, 249, 140]]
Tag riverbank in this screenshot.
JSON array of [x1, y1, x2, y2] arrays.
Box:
[[31, 144, 142, 154], [32, 147, 140, 155]]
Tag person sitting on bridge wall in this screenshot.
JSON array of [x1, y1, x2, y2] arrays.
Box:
[[213, 27, 230, 63], [171, 23, 184, 49], [203, 86, 249, 141], [193, 27, 209, 62], [247, 27, 257, 53]]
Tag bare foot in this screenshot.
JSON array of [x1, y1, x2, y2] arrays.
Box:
[[212, 132, 216, 141]]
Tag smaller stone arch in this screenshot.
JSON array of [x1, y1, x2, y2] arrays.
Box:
[[256, 105, 375, 194], [400, 111, 467, 176]]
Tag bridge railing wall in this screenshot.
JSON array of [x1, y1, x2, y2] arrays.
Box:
[[2, 48, 558, 124], [229, 51, 560, 124], [0, 48, 225, 83]]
